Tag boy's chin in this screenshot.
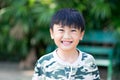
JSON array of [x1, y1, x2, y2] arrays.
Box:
[[59, 46, 75, 51]]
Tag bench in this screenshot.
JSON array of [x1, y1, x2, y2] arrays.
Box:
[[46, 30, 120, 80], [77, 30, 119, 80]]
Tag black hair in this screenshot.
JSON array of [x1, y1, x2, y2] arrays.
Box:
[[50, 8, 85, 32]]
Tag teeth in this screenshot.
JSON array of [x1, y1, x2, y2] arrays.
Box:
[[62, 41, 72, 46]]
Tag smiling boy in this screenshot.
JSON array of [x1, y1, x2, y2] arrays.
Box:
[[32, 8, 100, 80]]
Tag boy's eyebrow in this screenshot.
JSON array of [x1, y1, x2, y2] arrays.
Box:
[[57, 24, 64, 28], [56, 25, 63, 28]]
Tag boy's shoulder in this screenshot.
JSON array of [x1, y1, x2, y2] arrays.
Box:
[[37, 52, 54, 64], [80, 50, 95, 62]]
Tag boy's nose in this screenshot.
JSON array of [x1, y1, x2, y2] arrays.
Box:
[[63, 32, 71, 39]]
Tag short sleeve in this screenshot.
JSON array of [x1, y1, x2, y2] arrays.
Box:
[[32, 61, 45, 80], [83, 53, 100, 80], [88, 55, 100, 80]]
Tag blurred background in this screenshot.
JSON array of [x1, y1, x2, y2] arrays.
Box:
[[0, 0, 120, 80]]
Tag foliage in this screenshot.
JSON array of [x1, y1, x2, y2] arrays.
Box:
[[0, 0, 120, 61]]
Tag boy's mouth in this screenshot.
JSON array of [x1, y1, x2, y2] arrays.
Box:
[[61, 41, 73, 46]]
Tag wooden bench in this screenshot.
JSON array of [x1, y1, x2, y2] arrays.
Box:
[[77, 30, 119, 80], [46, 30, 120, 80]]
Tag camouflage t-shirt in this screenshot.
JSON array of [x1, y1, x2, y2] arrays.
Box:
[[32, 49, 100, 80]]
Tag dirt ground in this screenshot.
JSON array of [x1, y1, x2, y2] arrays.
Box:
[[0, 62, 33, 80]]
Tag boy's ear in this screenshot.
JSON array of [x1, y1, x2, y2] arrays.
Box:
[[50, 29, 54, 39], [79, 31, 84, 40]]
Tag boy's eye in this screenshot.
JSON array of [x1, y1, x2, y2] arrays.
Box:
[[71, 29, 77, 32], [58, 29, 64, 31]]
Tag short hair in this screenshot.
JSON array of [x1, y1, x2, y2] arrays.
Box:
[[50, 8, 85, 32]]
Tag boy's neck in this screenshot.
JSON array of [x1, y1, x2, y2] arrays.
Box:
[[56, 49, 79, 64]]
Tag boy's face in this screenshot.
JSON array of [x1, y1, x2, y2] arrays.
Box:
[[50, 24, 84, 51]]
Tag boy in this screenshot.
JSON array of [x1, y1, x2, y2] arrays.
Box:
[[32, 8, 100, 80]]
